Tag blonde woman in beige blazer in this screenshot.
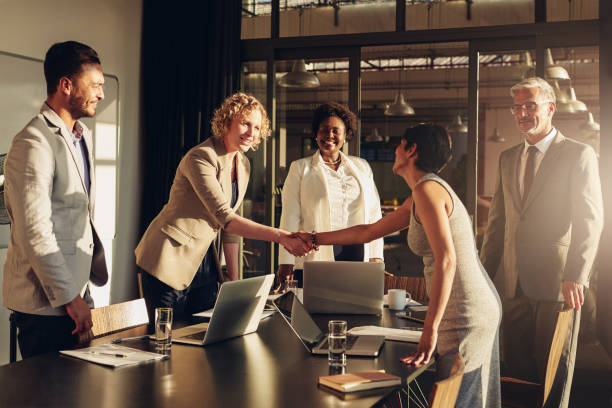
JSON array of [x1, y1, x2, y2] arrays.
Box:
[[135, 93, 311, 317]]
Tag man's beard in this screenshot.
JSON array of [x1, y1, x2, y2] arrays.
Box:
[[68, 94, 95, 119]]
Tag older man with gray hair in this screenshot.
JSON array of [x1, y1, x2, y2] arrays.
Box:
[[480, 76, 603, 407]]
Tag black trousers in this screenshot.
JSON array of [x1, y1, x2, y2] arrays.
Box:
[[141, 246, 219, 321], [12, 286, 94, 359]]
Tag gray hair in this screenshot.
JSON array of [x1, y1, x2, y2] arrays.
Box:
[[510, 77, 556, 104]]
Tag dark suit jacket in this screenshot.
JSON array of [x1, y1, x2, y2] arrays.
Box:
[[480, 131, 603, 301]]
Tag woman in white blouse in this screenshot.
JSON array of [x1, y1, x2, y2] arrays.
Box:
[[277, 102, 384, 288]]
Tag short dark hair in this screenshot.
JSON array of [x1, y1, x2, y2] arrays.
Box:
[[402, 124, 452, 173], [44, 41, 101, 95], [312, 102, 357, 141]]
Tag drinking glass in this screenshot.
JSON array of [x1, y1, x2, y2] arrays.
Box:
[[285, 279, 298, 294], [328, 320, 347, 367], [155, 307, 173, 352]]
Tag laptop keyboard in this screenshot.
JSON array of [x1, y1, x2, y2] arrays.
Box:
[[319, 334, 358, 350]]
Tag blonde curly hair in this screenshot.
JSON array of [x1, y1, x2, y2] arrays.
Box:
[[211, 92, 271, 150]]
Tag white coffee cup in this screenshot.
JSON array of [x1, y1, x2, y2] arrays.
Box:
[[388, 289, 407, 310]]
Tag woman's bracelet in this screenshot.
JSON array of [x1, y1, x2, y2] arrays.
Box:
[[310, 231, 319, 251]]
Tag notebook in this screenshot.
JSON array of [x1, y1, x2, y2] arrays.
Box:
[[172, 274, 274, 346], [302, 261, 384, 315], [273, 291, 385, 357]]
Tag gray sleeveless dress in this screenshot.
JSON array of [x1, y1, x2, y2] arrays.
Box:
[[408, 173, 501, 408]]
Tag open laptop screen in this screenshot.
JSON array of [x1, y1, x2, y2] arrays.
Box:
[[273, 291, 326, 349]]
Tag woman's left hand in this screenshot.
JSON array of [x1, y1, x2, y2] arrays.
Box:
[[400, 326, 437, 367]]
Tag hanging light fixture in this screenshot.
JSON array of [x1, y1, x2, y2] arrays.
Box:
[[384, 91, 415, 116], [447, 114, 468, 134], [278, 59, 320, 88], [567, 87, 588, 112], [551, 80, 574, 114], [579, 112, 600, 132], [365, 127, 384, 142], [489, 127, 506, 143], [520, 51, 535, 79], [278, 7, 320, 89], [488, 107, 505, 142], [545, 48, 570, 80], [384, 58, 415, 117]]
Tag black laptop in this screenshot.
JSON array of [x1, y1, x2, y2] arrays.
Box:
[[273, 291, 385, 357]]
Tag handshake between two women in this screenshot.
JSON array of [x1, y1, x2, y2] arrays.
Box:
[[278, 231, 318, 258]]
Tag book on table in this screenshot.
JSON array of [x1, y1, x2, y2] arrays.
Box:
[[318, 370, 401, 393]]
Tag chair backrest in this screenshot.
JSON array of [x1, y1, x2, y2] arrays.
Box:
[[79, 298, 149, 343], [384, 275, 429, 304], [429, 353, 465, 408], [542, 308, 573, 405]]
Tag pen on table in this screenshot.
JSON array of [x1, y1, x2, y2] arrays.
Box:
[[89, 351, 129, 358], [112, 335, 149, 344]]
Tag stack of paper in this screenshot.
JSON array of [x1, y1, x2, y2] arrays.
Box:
[[60, 344, 168, 367], [348, 326, 422, 343]]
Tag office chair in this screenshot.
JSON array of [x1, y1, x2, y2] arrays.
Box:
[[500, 308, 573, 408], [78, 298, 149, 344], [384, 274, 429, 304]]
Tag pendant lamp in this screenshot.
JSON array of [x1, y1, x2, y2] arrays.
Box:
[[365, 128, 384, 142], [278, 59, 320, 88], [384, 91, 415, 116], [579, 112, 600, 132], [489, 127, 506, 143], [552, 80, 574, 114], [447, 114, 468, 134], [567, 87, 588, 112], [520, 51, 535, 79], [545, 48, 570, 81]]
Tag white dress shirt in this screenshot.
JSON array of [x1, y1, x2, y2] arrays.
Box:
[[318, 156, 362, 232], [519, 127, 557, 199]]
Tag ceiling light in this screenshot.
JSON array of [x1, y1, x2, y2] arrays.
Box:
[[579, 112, 600, 132], [489, 127, 506, 143], [567, 87, 588, 112], [545, 48, 570, 81], [278, 59, 320, 88], [552, 80, 574, 114], [447, 114, 468, 134], [384, 91, 415, 116]]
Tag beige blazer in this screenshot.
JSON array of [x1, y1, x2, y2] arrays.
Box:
[[278, 151, 384, 269], [2, 103, 108, 315], [135, 137, 249, 290], [480, 131, 603, 301]]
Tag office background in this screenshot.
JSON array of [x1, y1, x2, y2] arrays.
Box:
[[0, 3, 610, 392]]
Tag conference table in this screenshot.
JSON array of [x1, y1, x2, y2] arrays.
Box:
[[0, 306, 432, 407]]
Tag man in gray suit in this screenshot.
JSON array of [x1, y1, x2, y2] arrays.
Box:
[[481, 77, 603, 407], [3, 41, 108, 358]]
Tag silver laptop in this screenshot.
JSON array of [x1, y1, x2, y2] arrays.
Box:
[[303, 261, 384, 315], [172, 274, 274, 346], [273, 291, 385, 357]]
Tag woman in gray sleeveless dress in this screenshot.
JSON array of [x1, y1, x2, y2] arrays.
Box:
[[311, 124, 501, 407]]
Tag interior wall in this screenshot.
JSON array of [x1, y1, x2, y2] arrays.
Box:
[[0, 0, 143, 365]]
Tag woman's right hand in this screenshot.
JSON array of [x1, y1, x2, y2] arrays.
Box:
[[274, 264, 294, 293], [400, 326, 438, 367], [279, 232, 312, 257]]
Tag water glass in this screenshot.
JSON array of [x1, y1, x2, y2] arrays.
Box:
[[285, 279, 298, 294], [328, 320, 347, 367], [155, 307, 173, 352]]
